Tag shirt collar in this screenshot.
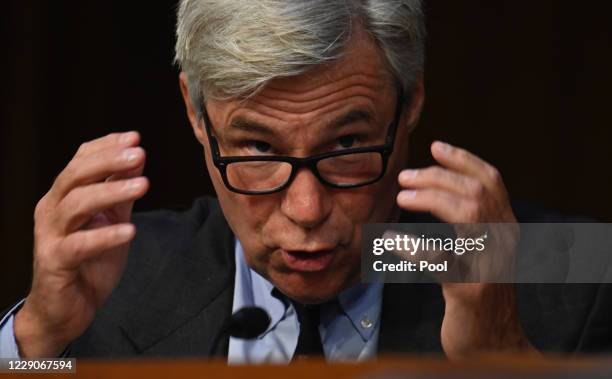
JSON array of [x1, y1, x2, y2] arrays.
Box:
[[337, 281, 383, 341], [235, 239, 383, 341]]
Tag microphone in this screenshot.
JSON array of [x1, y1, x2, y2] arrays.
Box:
[[208, 306, 271, 356]]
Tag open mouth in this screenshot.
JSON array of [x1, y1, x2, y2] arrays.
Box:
[[280, 249, 335, 272]]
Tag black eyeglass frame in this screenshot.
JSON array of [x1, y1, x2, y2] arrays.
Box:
[[201, 86, 405, 195]]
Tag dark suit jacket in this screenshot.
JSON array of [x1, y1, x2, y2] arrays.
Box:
[[4, 197, 612, 357]]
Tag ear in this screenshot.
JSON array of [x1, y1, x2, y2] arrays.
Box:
[[179, 72, 207, 146], [403, 74, 425, 134]]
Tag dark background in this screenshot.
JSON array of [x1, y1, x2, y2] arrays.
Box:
[[1, 0, 611, 310]]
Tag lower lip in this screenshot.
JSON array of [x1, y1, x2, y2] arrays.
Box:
[[281, 249, 335, 272]]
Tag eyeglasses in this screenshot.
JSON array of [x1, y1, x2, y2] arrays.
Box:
[[201, 87, 404, 195]]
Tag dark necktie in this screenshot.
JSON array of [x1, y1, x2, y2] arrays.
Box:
[[291, 301, 325, 360]]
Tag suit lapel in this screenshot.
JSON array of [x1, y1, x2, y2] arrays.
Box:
[[120, 201, 236, 354]]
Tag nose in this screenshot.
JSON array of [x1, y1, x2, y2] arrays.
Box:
[[280, 168, 333, 229]]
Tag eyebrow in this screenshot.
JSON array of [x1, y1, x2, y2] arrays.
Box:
[[227, 109, 374, 136], [229, 118, 274, 135], [329, 109, 373, 130]]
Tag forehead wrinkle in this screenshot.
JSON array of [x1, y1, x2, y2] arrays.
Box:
[[209, 57, 395, 136], [223, 106, 291, 134], [262, 73, 389, 103], [250, 85, 385, 116], [247, 94, 380, 129]]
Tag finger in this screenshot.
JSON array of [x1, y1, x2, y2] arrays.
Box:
[[55, 223, 135, 269], [105, 164, 147, 221], [54, 177, 149, 233], [73, 131, 140, 159], [398, 166, 484, 199], [106, 164, 145, 182], [397, 188, 480, 223], [49, 146, 146, 202], [430, 141, 503, 191]]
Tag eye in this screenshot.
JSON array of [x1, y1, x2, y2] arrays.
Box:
[[249, 140, 271, 153], [338, 135, 357, 149]]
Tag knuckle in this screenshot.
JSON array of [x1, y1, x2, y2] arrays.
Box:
[[60, 192, 88, 230], [60, 161, 77, 183], [487, 166, 502, 184], [108, 132, 122, 142], [424, 166, 443, 184], [67, 190, 88, 217], [51, 172, 66, 193], [454, 148, 468, 161], [55, 157, 83, 191], [34, 196, 48, 221], [76, 141, 90, 156], [429, 166, 443, 178], [33, 196, 58, 242]]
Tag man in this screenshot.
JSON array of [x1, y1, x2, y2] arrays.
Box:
[[1, 0, 609, 362]]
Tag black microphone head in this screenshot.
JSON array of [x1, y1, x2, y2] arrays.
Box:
[[226, 306, 271, 339]]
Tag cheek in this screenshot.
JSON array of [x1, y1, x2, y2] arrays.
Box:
[[215, 192, 279, 277], [216, 190, 277, 244], [335, 191, 376, 223], [334, 176, 399, 225]]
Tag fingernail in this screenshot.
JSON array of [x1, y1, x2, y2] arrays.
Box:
[[398, 190, 417, 202], [117, 224, 135, 239], [399, 169, 418, 182], [434, 141, 451, 154], [122, 147, 142, 162], [124, 177, 145, 193], [120, 131, 138, 144]]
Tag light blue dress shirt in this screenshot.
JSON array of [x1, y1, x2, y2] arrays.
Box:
[[229, 240, 383, 364], [0, 239, 383, 362], [0, 299, 23, 358]]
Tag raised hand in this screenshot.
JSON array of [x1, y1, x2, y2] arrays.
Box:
[[396, 141, 531, 358], [14, 131, 149, 358]]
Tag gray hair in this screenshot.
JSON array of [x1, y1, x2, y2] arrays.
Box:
[[175, 0, 425, 112]]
